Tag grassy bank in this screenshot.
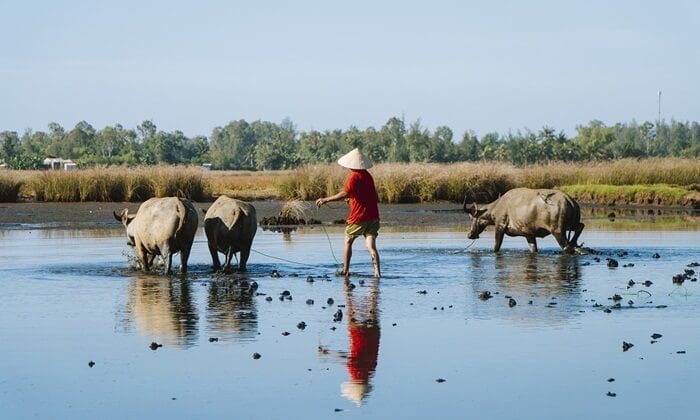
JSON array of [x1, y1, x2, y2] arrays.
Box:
[[1, 158, 699, 207]]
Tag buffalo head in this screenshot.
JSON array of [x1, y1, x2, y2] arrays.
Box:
[[464, 202, 489, 240], [114, 208, 137, 247]]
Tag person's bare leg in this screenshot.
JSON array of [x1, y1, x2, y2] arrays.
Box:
[[342, 235, 355, 276], [365, 234, 381, 278]]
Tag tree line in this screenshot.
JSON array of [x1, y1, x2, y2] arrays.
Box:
[[1, 116, 699, 170]]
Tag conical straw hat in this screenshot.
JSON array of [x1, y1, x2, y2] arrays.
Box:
[[337, 148, 373, 170]]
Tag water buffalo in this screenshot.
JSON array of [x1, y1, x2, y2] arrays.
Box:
[[202, 196, 257, 272], [465, 188, 584, 253], [114, 197, 198, 274]]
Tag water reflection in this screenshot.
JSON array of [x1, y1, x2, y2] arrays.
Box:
[[206, 278, 259, 342], [468, 251, 583, 323], [125, 274, 199, 347], [319, 278, 381, 406]]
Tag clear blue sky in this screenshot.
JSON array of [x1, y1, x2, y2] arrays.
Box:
[[1, 0, 697, 139]]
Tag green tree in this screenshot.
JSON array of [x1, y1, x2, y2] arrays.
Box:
[[1, 131, 20, 163], [381, 117, 408, 162], [405, 120, 430, 162], [456, 131, 480, 161], [209, 119, 255, 169], [429, 126, 456, 162]]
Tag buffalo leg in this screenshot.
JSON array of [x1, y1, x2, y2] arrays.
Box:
[[569, 223, 585, 248], [179, 247, 191, 274], [223, 247, 234, 271], [239, 244, 252, 272], [526, 236, 538, 253], [552, 230, 570, 251], [208, 244, 222, 271], [493, 228, 505, 252], [164, 253, 174, 275]]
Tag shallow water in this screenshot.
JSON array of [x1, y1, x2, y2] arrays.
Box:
[[1, 223, 699, 420]]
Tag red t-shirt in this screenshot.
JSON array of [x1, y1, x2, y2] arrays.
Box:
[[344, 170, 380, 224]]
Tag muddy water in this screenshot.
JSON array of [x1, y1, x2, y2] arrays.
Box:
[[1, 221, 699, 419]]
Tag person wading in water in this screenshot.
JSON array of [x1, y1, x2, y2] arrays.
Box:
[[316, 148, 381, 278]]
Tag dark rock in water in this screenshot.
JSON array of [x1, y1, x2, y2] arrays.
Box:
[[435, 378, 446, 383], [655, 305, 667, 309], [651, 252, 661, 259], [334, 408, 344, 412], [677, 350, 686, 354], [606, 392, 617, 397], [271, 270, 281, 278], [417, 290, 428, 294], [333, 309, 343, 322], [611, 294, 622, 301], [208, 337, 219, 343], [603, 308, 612, 313], [627, 279, 636, 288], [643, 280, 653, 287], [265, 296, 273, 302], [252, 352, 261, 359], [478, 291, 492, 300], [606, 258, 619, 268], [327, 298, 335, 305], [281, 290, 291, 296], [651, 333, 662, 339], [622, 341, 634, 352], [508, 298, 517, 307], [306, 276, 314, 283], [281, 331, 290, 336], [688, 262, 700, 267], [672, 274, 685, 284], [305, 299, 314, 305], [297, 321, 307, 330], [88, 360, 95, 368], [607, 378, 615, 382], [149, 342, 162, 351]]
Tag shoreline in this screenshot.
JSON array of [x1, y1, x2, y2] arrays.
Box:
[[1, 200, 697, 231]]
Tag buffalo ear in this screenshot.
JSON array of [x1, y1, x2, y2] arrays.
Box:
[[201, 208, 208, 215], [113, 209, 127, 222], [471, 204, 487, 218]]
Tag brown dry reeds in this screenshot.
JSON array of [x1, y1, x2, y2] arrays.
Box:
[[0, 169, 25, 202], [27, 166, 210, 202], [4, 158, 700, 205]]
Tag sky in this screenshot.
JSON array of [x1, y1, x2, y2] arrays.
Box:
[[1, 0, 698, 139]]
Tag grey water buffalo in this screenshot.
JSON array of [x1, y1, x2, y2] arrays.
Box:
[[202, 196, 257, 272], [114, 197, 198, 274], [465, 188, 584, 253]]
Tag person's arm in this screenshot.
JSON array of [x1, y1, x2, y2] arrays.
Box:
[[316, 190, 348, 208]]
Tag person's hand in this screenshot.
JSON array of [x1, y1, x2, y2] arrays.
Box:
[[315, 198, 325, 208]]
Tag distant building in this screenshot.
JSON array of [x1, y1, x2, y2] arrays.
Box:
[[43, 158, 77, 171], [200, 163, 212, 171]]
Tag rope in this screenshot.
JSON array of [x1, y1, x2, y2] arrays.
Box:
[[250, 248, 321, 267]]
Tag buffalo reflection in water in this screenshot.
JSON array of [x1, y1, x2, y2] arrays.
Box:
[[319, 278, 380, 406], [125, 275, 199, 347], [468, 251, 583, 324], [206, 279, 258, 342]]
